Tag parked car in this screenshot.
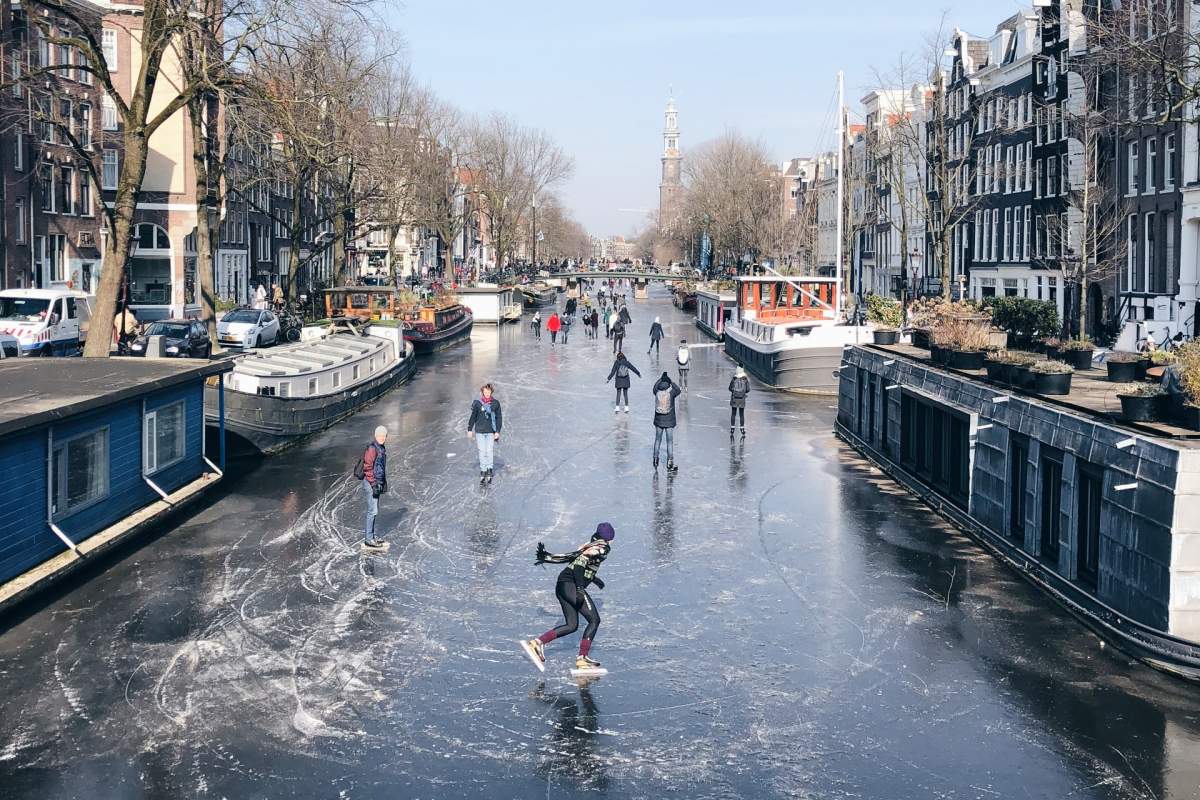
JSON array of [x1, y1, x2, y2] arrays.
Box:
[[217, 307, 279, 348], [0, 332, 18, 358], [128, 319, 212, 358], [0, 289, 94, 356]]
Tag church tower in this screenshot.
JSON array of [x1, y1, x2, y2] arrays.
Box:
[[658, 94, 682, 234]]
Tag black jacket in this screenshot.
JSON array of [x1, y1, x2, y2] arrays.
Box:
[[652, 378, 682, 428], [468, 397, 503, 434], [649, 322, 664, 341], [611, 319, 626, 338], [619, 307, 632, 325], [607, 358, 641, 389]]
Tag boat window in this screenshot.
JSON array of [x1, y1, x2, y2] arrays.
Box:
[[372, 293, 389, 311], [353, 364, 361, 381], [786, 326, 815, 337], [332, 371, 342, 389], [370, 357, 376, 372], [279, 383, 290, 398], [350, 294, 369, 310], [308, 377, 318, 395], [51, 427, 109, 518]]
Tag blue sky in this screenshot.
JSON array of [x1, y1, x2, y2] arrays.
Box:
[[393, 0, 1026, 237]]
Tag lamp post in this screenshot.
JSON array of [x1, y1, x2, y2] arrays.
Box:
[[531, 195, 537, 269]]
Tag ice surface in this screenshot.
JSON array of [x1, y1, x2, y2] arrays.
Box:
[[0, 287, 1198, 799]]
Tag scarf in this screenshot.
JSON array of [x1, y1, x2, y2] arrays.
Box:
[[479, 395, 498, 429]]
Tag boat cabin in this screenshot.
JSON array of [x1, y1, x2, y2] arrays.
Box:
[[695, 288, 736, 340], [324, 287, 405, 321], [732, 275, 841, 343]]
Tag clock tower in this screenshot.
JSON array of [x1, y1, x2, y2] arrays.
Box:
[[658, 94, 682, 234]]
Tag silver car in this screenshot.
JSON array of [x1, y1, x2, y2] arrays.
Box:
[[216, 308, 280, 349], [0, 332, 17, 358]]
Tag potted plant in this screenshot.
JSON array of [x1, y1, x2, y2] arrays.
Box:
[[983, 350, 1032, 384], [1105, 351, 1143, 383], [1011, 355, 1038, 391], [929, 327, 953, 365], [942, 312, 992, 370], [1175, 343, 1200, 430], [866, 295, 902, 345], [1059, 338, 1096, 371], [1042, 337, 1063, 360], [1116, 383, 1168, 422], [1031, 360, 1073, 395], [907, 297, 948, 350]]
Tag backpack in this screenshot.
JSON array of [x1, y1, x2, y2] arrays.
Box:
[[677, 347, 690, 366], [655, 387, 672, 414], [352, 444, 370, 480], [617, 362, 630, 379]]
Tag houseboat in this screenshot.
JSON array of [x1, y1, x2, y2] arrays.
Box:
[[323, 286, 474, 355], [671, 284, 698, 311], [695, 287, 736, 341], [203, 322, 415, 455], [0, 358, 231, 612], [456, 285, 522, 324], [723, 273, 872, 394], [518, 283, 557, 310]]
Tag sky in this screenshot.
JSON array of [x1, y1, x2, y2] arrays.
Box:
[[392, 0, 1027, 239]]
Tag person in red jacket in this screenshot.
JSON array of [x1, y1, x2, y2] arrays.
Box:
[[547, 311, 562, 345]]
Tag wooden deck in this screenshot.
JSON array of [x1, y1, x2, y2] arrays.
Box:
[[867, 343, 1200, 444]]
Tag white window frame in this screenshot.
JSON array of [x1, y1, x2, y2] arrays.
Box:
[[102, 149, 118, 190], [143, 400, 186, 476], [1128, 140, 1139, 195], [51, 427, 110, 520], [1147, 137, 1157, 192], [15, 199, 26, 244], [1165, 133, 1176, 190], [101, 29, 117, 72]]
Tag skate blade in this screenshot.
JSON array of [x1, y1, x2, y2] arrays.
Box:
[[569, 667, 608, 677], [519, 640, 546, 673], [360, 542, 390, 554]]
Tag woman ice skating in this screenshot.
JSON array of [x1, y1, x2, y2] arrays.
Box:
[[531, 311, 542, 339], [520, 522, 616, 673], [547, 311, 562, 344], [606, 352, 641, 413], [675, 340, 691, 391], [652, 372, 682, 472], [729, 366, 750, 436], [647, 317, 664, 356], [619, 304, 632, 327], [467, 383, 503, 484]]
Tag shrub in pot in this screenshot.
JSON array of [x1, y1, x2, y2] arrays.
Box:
[[1031, 360, 1073, 395], [1174, 342, 1200, 430], [1042, 337, 1063, 361], [1106, 351, 1142, 383], [984, 351, 1031, 384], [1008, 353, 1039, 390], [911, 328, 931, 349], [867, 295, 902, 346], [1060, 338, 1096, 370], [1116, 383, 1167, 422]]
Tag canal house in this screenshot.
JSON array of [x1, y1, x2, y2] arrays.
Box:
[[0, 358, 232, 611]]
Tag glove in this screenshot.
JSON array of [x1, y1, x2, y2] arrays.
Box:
[[371, 484, 383, 499], [591, 577, 605, 591], [535, 542, 548, 563]]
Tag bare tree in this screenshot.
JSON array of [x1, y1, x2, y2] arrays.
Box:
[[407, 94, 468, 282]]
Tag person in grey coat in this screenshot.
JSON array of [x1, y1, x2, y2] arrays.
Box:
[[606, 352, 641, 413], [651, 372, 682, 472], [729, 366, 750, 436]]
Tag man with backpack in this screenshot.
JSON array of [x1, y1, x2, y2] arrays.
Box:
[[675, 340, 691, 391], [356, 426, 389, 552], [651, 372, 682, 472], [611, 317, 626, 354], [606, 352, 641, 413]]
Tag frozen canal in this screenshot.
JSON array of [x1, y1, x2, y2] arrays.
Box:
[[3, 287, 1200, 799]]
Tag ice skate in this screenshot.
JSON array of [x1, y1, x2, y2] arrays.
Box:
[[520, 638, 546, 673], [480, 470, 487, 485], [486, 468, 494, 484], [667, 460, 678, 473], [570, 655, 607, 677], [614, 405, 620, 414], [361, 540, 389, 554], [623, 405, 630, 414]]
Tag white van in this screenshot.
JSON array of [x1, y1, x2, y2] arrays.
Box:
[[0, 289, 94, 356]]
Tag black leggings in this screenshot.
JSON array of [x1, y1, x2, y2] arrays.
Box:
[[615, 387, 629, 406], [551, 580, 600, 641], [730, 406, 745, 427]]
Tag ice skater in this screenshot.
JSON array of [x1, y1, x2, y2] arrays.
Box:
[[729, 366, 750, 436], [358, 426, 389, 551], [652, 372, 681, 472], [520, 523, 615, 673], [611, 316, 626, 354], [606, 351, 641, 413], [467, 382, 503, 484], [675, 340, 691, 391], [531, 311, 542, 340], [547, 311, 562, 344], [647, 317, 664, 356]]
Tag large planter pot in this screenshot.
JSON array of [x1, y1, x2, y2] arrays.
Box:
[[911, 329, 931, 350], [1107, 360, 1139, 383], [929, 344, 948, 364], [1135, 358, 1151, 381], [1033, 371, 1073, 396], [987, 330, 1010, 350], [1044, 345, 1062, 361], [1013, 365, 1036, 391], [1119, 393, 1167, 422], [1063, 348, 1095, 371], [1175, 403, 1200, 431], [949, 349, 986, 370], [984, 359, 1013, 384], [872, 329, 899, 345]]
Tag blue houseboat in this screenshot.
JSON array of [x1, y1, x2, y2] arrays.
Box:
[[0, 358, 232, 612]]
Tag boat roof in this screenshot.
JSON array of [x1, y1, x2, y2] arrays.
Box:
[[456, 286, 516, 294], [734, 275, 837, 283], [696, 288, 737, 300], [0, 358, 231, 437], [232, 334, 388, 378], [0, 288, 94, 299]]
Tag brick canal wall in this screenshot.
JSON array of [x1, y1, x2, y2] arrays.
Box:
[[836, 345, 1200, 661]]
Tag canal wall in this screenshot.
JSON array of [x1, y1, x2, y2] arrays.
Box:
[[836, 345, 1200, 677]]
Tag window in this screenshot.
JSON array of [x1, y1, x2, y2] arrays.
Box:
[[102, 95, 118, 130], [308, 377, 318, 395], [102, 149, 118, 189], [1047, 157, 1058, 198], [1014, 207, 1023, 261], [1039, 448, 1063, 566], [102, 29, 117, 71], [39, 164, 53, 212], [9, 51, 20, 98], [353, 364, 361, 381], [144, 401, 186, 475], [899, 392, 971, 508], [50, 234, 66, 282], [79, 103, 91, 148], [57, 42, 72, 76], [52, 428, 109, 518], [1076, 464, 1102, 589], [13, 131, 24, 171], [1009, 434, 1029, 544], [1035, 159, 1043, 198], [59, 167, 74, 214], [1165, 133, 1176, 189], [1003, 208, 1012, 261], [1060, 154, 1068, 195], [1128, 140, 1139, 194], [1126, 214, 1138, 292], [79, 172, 92, 217], [278, 383, 290, 398], [1147, 137, 1157, 192], [1162, 212, 1176, 295], [15, 200, 26, 244], [76, 48, 91, 85], [974, 211, 982, 258], [332, 371, 342, 389], [1144, 212, 1156, 293], [991, 210, 999, 261], [1023, 205, 1031, 261]]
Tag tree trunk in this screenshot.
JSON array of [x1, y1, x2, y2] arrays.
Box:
[[84, 132, 149, 357], [442, 236, 454, 284], [188, 93, 219, 349], [333, 209, 348, 286]]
